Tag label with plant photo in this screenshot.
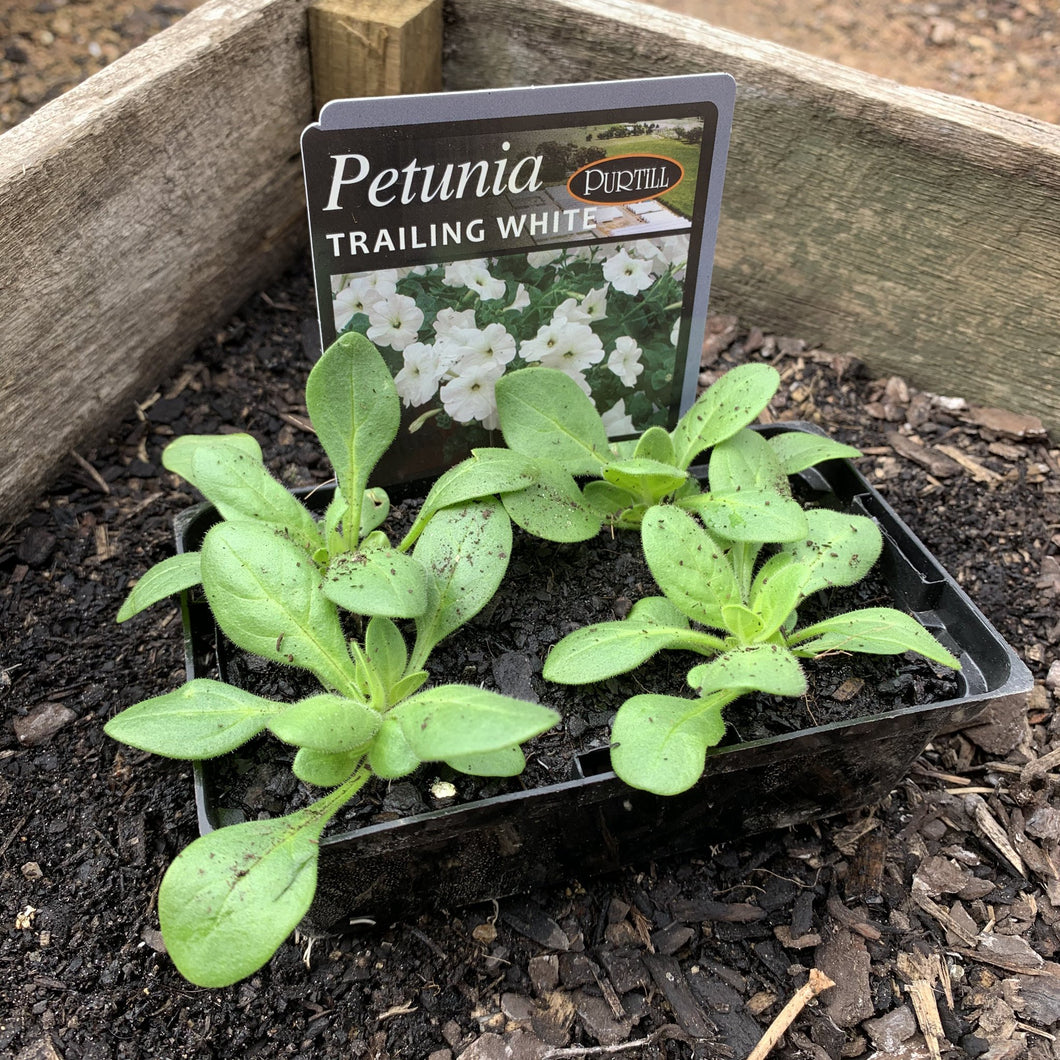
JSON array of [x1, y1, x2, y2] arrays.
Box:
[[301, 74, 735, 485]]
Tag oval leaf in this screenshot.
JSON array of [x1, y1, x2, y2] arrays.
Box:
[[641, 505, 739, 629], [305, 333, 400, 519], [602, 458, 688, 502], [500, 459, 602, 542], [495, 366, 611, 475], [687, 645, 807, 697], [680, 488, 808, 543], [790, 607, 962, 668], [446, 747, 527, 777], [200, 522, 356, 696], [781, 509, 883, 596], [104, 678, 281, 759], [367, 715, 421, 779], [292, 746, 365, 787], [672, 363, 779, 469], [158, 782, 355, 987], [769, 431, 861, 475], [117, 551, 202, 622], [395, 685, 558, 761], [323, 547, 428, 618], [610, 694, 728, 796], [269, 694, 380, 752], [707, 427, 790, 496]]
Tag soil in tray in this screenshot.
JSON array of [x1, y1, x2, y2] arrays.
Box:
[[205, 491, 960, 831]]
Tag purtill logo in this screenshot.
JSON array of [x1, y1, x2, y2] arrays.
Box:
[[567, 153, 684, 206]]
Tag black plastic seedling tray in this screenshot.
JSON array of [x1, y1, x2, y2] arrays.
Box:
[[177, 424, 1032, 929]]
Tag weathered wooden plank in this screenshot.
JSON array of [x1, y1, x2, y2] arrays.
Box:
[[0, 0, 314, 525], [443, 0, 1060, 435], [308, 0, 441, 113]]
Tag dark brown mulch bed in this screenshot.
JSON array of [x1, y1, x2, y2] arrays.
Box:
[[3, 259, 1060, 1060]]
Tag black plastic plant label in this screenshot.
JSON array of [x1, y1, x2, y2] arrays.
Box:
[[301, 75, 735, 484]]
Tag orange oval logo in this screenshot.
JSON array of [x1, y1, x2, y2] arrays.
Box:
[[567, 153, 684, 206]]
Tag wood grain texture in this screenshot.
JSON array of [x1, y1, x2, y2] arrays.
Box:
[[308, 0, 441, 112], [0, 0, 314, 525], [444, 0, 1060, 435]]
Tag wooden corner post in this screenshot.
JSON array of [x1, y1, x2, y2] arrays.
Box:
[[308, 0, 443, 112]]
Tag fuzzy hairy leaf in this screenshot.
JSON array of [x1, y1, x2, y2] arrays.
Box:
[[394, 685, 558, 761], [305, 333, 400, 532], [200, 522, 356, 696], [686, 645, 807, 697], [158, 778, 360, 987], [601, 458, 688, 503], [117, 551, 203, 622], [322, 546, 428, 618], [500, 458, 602, 542], [789, 607, 961, 668], [641, 505, 739, 629], [268, 694, 380, 753], [411, 500, 512, 666], [104, 679, 281, 759], [679, 488, 807, 544], [367, 715, 421, 779], [495, 366, 611, 476], [446, 747, 527, 777], [769, 432, 861, 475], [292, 746, 364, 787], [707, 427, 791, 497], [781, 509, 883, 597], [610, 694, 729, 795], [671, 363, 779, 469]]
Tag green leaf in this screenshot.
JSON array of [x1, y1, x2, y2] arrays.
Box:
[[394, 685, 558, 761], [628, 595, 693, 628], [789, 607, 962, 668], [602, 458, 688, 503], [641, 505, 739, 629], [163, 432, 261, 480], [610, 694, 728, 795], [544, 618, 723, 685], [707, 427, 791, 497], [367, 715, 421, 779], [749, 557, 810, 641], [364, 616, 407, 692], [769, 432, 861, 475], [200, 522, 356, 696], [360, 487, 390, 538], [410, 499, 512, 667], [582, 480, 639, 522], [500, 458, 602, 542], [158, 777, 362, 987], [164, 435, 320, 548], [292, 746, 364, 787], [104, 678, 281, 759], [634, 425, 677, 465], [679, 488, 808, 543], [388, 669, 429, 703], [687, 645, 807, 697], [268, 694, 380, 752], [446, 747, 527, 777], [400, 448, 540, 549], [117, 551, 203, 622], [322, 546, 429, 618], [781, 509, 883, 596], [495, 366, 611, 476], [671, 363, 779, 469], [305, 333, 400, 539], [721, 603, 764, 643]]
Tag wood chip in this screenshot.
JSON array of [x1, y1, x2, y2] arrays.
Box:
[[886, 432, 963, 477], [935, 444, 1003, 485], [746, 969, 834, 1060], [962, 405, 1047, 440], [966, 794, 1027, 878]]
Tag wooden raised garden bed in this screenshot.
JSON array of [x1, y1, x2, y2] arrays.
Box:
[[1, 0, 1058, 525]]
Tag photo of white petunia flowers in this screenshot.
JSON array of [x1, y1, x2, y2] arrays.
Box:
[[330, 236, 690, 466]]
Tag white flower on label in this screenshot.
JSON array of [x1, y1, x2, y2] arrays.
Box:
[[670, 318, 681, 348], [580, 285, 609, 322], [505, 283, 531, 312], [443, 258, 506, 301], [607, 336, 644, 386], [521, 320, 604, 374], [433, 307, 478, 341], [526, 249, 563, 269], [333, 276, 390, 331], [394, 342, 445, 407], [451, 323, 517, 373], [601, 398, 637, 437], [553, 297, 592, 326], [440, 361, 504, 424], [603, 248, 655, 295], [367, 292, 424, 352]]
